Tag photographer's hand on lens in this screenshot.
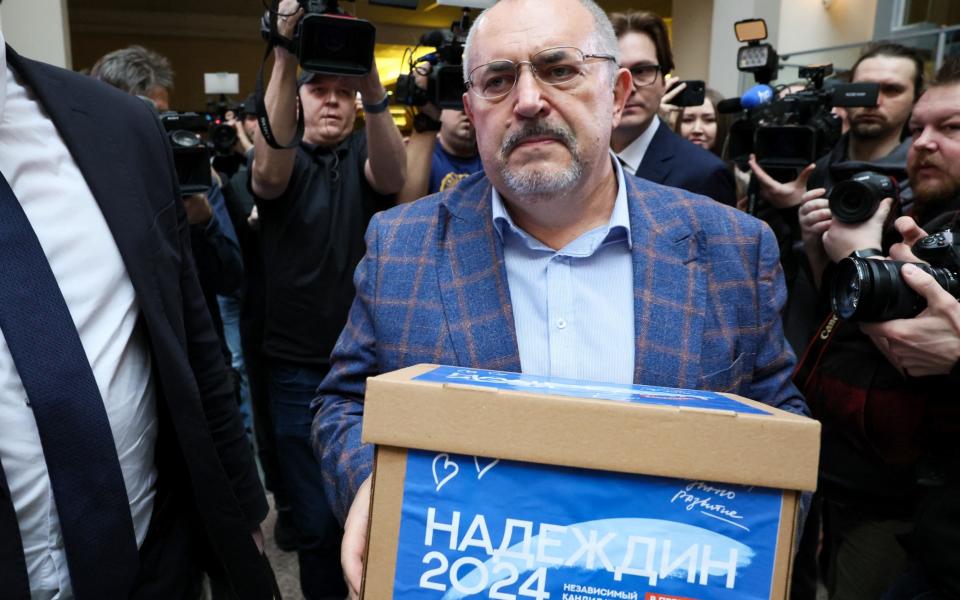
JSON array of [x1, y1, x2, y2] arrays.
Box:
[[860, 263, 960, 377], [342, 476, 372, 600], [658, 79, 686, 128], [275, 0, 303, 44], [822, 197, 893, 263], [748, 154, 816, 209]]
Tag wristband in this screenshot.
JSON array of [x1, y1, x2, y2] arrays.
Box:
[[848, 248, 883, 259], [362, 93, 390, 114]]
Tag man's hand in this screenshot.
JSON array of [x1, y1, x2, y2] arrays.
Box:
[[796, 188, 830, 286], [343, 476, 372, 600], [887, 216, 928, 262], [357, 60, 388, 107], [748, 154, 816, 209], [247, 205, 260, 230], [183, 193, 213, 226], [822, 197, 892, 263], [251, 526, 265, 554], [274, 0, 303, 43], [860, 263, 960, 377]]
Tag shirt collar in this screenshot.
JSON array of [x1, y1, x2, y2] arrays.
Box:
[[616, 114, 660, 174], [492, 150, 633, 253]]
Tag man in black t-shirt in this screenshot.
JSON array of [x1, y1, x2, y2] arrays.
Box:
[[249, 1, 405, 597]]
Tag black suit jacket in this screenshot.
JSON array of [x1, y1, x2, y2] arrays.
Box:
[[635, 123, 737, 206], [0, 48, 272, 599]]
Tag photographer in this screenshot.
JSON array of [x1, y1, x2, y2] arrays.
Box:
[[249, 0, 405, 596], [396, 65, 481, 203], [796, 59, 960, 600], [752, 42, 924, 354]]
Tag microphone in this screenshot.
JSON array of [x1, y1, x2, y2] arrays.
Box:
[[716, 84, 775, 113]]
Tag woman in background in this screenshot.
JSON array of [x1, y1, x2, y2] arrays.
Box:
[[674, 87, 729, 157]]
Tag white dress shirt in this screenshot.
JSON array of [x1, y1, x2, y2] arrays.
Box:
[[616, 114, 661, 174], [0, 35, 158, 600]]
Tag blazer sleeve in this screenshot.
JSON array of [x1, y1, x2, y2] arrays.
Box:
[[151, 110, 268, 527], [312, 215, 381, 524], [747, 222, 810, 417], [708, 162, 737, 207]]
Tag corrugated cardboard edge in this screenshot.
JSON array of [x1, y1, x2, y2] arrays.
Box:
[[362, 446, 406, 600], [364, 447, 800, 600], [363, 364, 820, 492]]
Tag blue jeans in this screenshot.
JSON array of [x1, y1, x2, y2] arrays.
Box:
[[217, 293, 252, 436], [268, 361, 345, 599]]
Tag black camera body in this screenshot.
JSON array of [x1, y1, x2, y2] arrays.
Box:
[[160, 112, 212, 196], [261, 0, 375, 76], [828, 171, 899, 224], [831, 228, 960, 322], [396, 11, 470, 111]]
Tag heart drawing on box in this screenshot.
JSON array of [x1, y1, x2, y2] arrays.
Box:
[[474, 456, 500, 480], [432, 453, 459, 492]]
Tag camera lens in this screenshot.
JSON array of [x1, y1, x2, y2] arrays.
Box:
[[828, 172, 895, 224], [831, 257, 959, 321], [170, 129, 202, 149]]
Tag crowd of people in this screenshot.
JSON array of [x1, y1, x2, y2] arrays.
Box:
[[1, 0, 959, 598]]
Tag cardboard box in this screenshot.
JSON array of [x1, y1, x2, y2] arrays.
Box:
[[361, 364, 820, 600]]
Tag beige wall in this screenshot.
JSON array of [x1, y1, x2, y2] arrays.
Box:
[[777, 0, 876, 54], [0, 0, 72, 68], [671, 0, 714, 82]]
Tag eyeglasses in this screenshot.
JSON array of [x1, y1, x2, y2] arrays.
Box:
[[624, 63, 663, 87], [466, 46, 616, 101]]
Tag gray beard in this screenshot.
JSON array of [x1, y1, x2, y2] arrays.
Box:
[[496, 121, 583, 199]]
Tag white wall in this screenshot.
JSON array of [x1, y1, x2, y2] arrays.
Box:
[[707, 0, 780, 98], [0, 0, 72, 68], [777, 0, 877, 55]]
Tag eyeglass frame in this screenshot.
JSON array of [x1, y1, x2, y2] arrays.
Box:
[[623, 63, 665, 87], [464, 46, 617, 101]]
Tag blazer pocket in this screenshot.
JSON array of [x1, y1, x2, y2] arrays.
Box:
[[698, 352, 751, 393]]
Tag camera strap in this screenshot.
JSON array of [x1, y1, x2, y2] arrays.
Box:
[[255, 0, 305, 150], [792, 311, 844, 394]]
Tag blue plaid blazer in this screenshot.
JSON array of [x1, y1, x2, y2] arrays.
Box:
[[313, 171, 807, 521]]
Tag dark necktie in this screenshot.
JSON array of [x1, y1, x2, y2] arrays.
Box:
[[0, 170, 139, 598]]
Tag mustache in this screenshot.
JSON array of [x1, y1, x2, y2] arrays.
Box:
[[499, 121, 577, 157]]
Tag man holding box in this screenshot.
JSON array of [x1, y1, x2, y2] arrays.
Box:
[[312, 0, 806, 596]]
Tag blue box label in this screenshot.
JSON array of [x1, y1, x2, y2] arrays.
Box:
[[413, 366, 770, 415], [393, 449, 784, 600]]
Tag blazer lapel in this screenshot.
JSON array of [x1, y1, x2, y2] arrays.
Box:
[[7, 49, 159, 316], [625, 176, 706, 389], [436, 178, 522, 372], [635, 123, 675, 185]]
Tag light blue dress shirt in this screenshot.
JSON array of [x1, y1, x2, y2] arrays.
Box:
[[492, 154, 635, 384]]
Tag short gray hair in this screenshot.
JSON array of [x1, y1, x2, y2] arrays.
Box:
[[90, 45, 174, 96], [463, 0, 619, 82]]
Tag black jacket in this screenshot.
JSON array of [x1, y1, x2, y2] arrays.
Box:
[[0, 48, 272, 599], [635, 123, 737, 206]]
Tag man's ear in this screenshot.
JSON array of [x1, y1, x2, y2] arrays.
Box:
[[610, 67, 633, 128], [462, 92, 475, 123]]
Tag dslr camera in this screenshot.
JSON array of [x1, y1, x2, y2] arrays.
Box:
[[831, 228, 960, 322], [395, 9, 471, 110], [260, 0, 375, 75], [827, 170, 899, 225]]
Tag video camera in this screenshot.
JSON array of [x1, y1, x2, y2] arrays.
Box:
[[160, 112, 213, 196], [395, 9, 471, 110], [832, 228, 960, 322], [260, 0, 375, 76], [722, 19, 880, 184]]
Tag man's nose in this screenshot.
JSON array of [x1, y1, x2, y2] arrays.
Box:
[[912, 126, 937, 151], [514, 65, 548, 119]]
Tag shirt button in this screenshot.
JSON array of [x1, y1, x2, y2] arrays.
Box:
[[557, 319, 567, 329]]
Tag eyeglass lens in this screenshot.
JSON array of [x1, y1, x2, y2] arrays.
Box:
[[470, 47, 588, 99]]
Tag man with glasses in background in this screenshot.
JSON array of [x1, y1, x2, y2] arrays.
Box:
[[609, 11, 736, 206], [311, 1, 805, 597]]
